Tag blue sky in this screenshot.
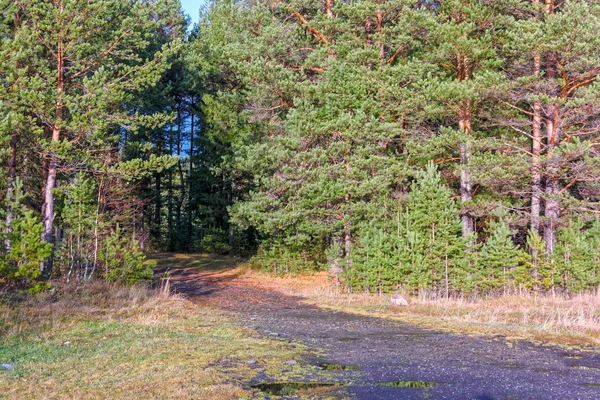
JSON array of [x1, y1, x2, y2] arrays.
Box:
[[180, 0, 204, 24]]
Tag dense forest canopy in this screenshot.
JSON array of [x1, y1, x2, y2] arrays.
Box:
[[1, 0, 599, 296]]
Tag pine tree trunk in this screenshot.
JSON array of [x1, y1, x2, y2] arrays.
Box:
[[544, 104, 560, 256], [41, 11, 65, 273], [167, 121, 174, 251], [344, 156, 351, 269], [345, 220, 351, 270], [154, 172, 162, 240], [326, 0, 334, 18], [176, 104, 185, 248], [154, 120, 164, 243], [41, 128, 60, 274], [529, 0, 543, 273], [459, 139, 473, 241], [187, 104, 195, 251], [376, 9, 384, 61], [543, 0, 559, 258], [531, 53, 542, 235], [457, 55, 474, 243], [42, 129, 60, 243]]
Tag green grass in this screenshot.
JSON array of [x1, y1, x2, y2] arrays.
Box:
[[151, 253, 239, 272], [0, 283, 316, 399]]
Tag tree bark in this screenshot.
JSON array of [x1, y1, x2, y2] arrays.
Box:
[[457, 55, 474, 243], [530, 51, 543, 276], [458, 139, 473, 240], [187, 102, 195, 251], [6, 135, 17, 210], [544, 134, 560, 257], [167, 120, 174, 251], [176, 103, 185, 248], [543, 0, 560, 258], [4, 133, 17, 250], [344, 219, 351, 270], [544, 96, 560, 256], [344, 152, 352, 269], [326, 0, 334, 18], [41, 3, 65, 273], [531, 51, 542, 235], [376, 9, 384, 61], [154, 172, 162, 240]]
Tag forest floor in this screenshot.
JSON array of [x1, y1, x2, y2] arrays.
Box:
[[153, 253, 600, 399]]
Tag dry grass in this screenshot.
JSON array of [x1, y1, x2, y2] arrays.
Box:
[[0, 281, 313, 399], [238, 268, 600, 347], [0, 281, 173, 337]]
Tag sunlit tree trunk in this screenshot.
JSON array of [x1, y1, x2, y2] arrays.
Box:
[[4, 133, 17, 250], [543, 0, 559, 257], [40, 1, 65, 273], [457, 54, 474, 243], [530, 5, 542, 235], [544, 65, 560, 256], [326, 0, 334, 18]]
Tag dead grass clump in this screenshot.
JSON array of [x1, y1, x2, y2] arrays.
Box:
[[0, 280, 184, 339], [196, 384, 250, 400], [377, 291, 599, 345]]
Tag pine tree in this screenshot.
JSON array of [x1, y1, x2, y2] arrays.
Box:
[[201, 1, 424, 270], [412, 0, 505, 244], [0, 178, 52, 290], [2, 0, 182, 273], [554, 218, 600, 292], [351, 162, 467, 295], [478, 210, 528, 293], [503, 0, 600, 257]]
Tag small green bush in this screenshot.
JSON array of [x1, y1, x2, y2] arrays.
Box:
[[101, 226, 154, 285], [0, 178, 53, 290]]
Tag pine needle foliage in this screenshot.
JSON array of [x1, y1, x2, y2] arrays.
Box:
[[350, 163, 468, 295]]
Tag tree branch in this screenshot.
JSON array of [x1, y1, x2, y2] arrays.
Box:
[[291, 10, 329, 45]]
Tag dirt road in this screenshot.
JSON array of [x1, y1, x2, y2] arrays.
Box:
[[156, 257, 600, 400]]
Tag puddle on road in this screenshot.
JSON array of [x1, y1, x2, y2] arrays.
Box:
[[492, 362, 525, 369], [377, 380, 438, 388], [251, 382, 340, 396], [314, 362, 361, 371], [564, 355, 584, 360]]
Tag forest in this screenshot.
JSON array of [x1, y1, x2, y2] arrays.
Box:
[[1, 0, 599, 297]]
